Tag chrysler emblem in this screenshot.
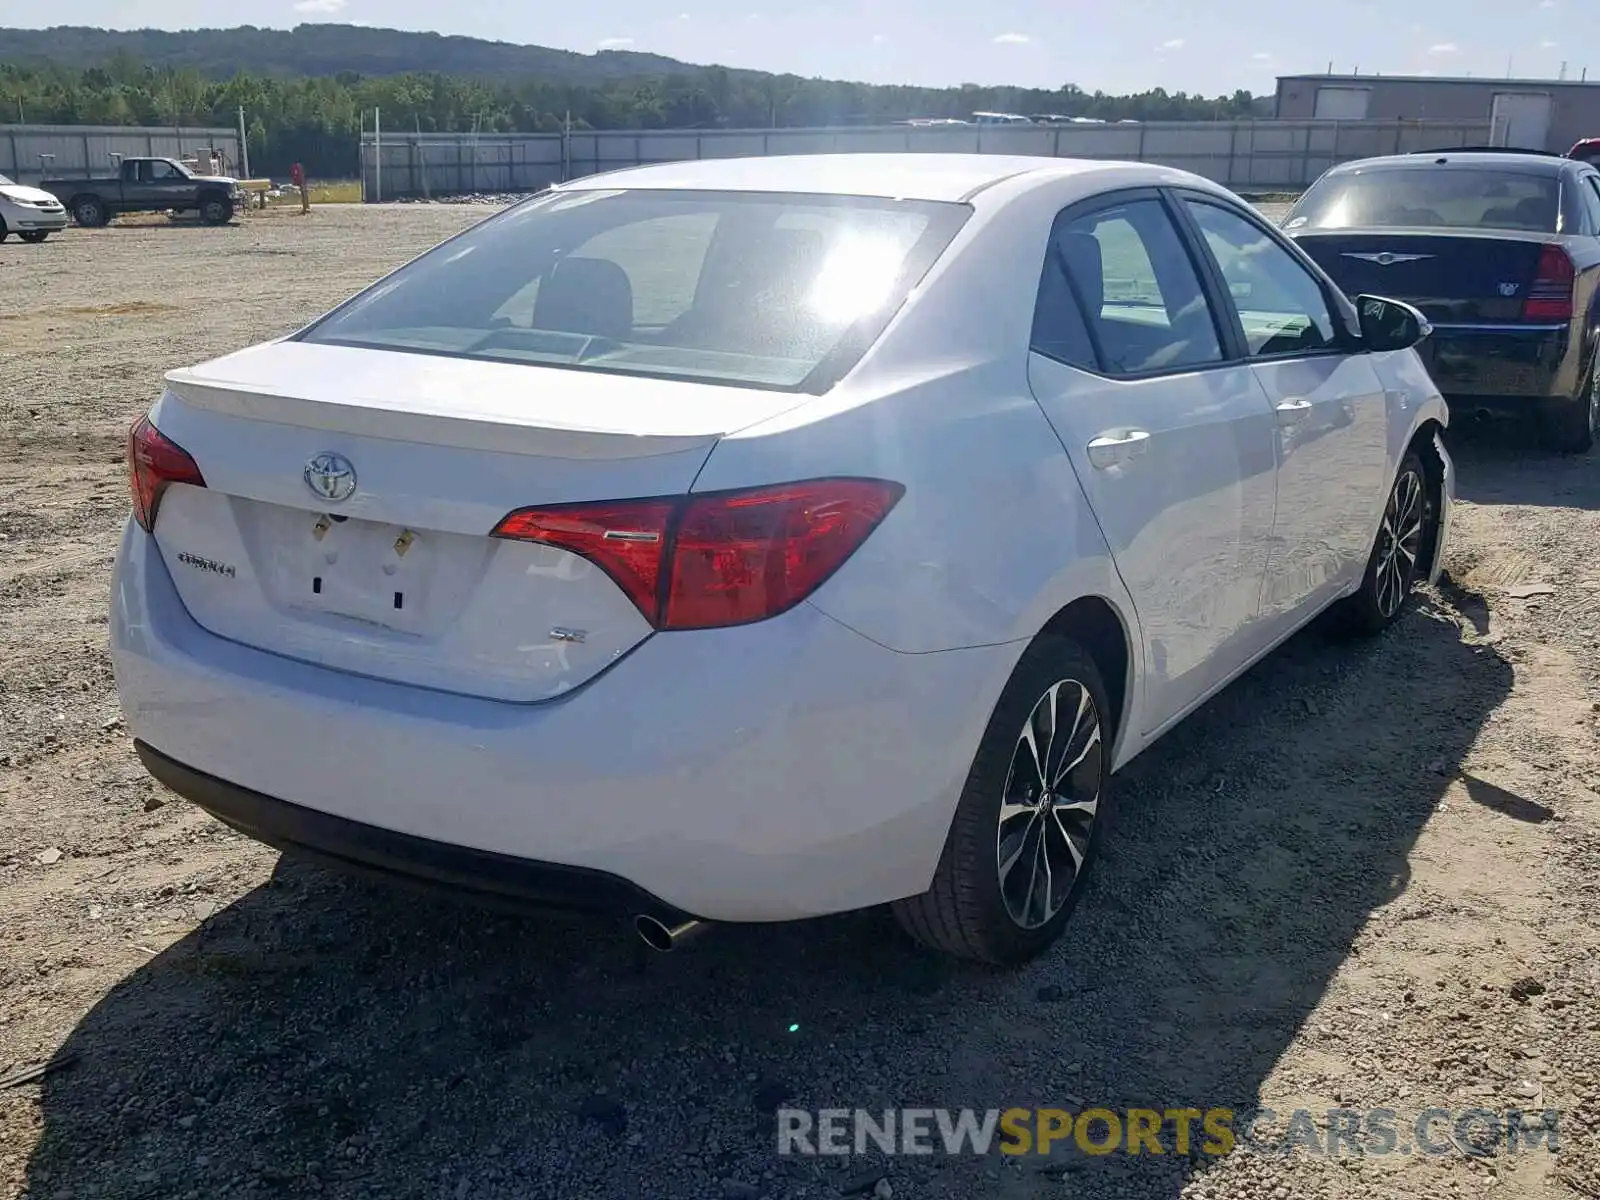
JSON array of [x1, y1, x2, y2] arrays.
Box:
[[303, 452, 357, 503], [1343, 251, 1433, 267]]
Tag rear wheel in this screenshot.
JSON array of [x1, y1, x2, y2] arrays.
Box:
[[18, 231, 49, 244], [1341, 451, 1430, 635], [71, 197, 108, 228], [1540, 358, 1598, 455], [892, 635, 1112, 965]]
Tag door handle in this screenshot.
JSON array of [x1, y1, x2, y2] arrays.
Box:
[[1275, 398, 1314, 426], [1086, 429, 1151, 470]]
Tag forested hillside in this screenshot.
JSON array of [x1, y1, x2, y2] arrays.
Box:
[[0, 24, 1263, 178]]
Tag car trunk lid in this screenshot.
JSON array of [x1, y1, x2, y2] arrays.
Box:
[[146, 340, 811, 702], [1290, 230, 1555, 324]]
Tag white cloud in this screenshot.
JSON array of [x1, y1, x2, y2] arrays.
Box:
[[1159, 38, 1186, 51], [871, 32, 888, 44], [677, 11, 690, 17], [292, 0, 345, 12], [597, 36, 635, 49], [1427, 42, 1460, 56], [992, 32, 1031, 44], [1251, 51, 1272, 60], [1538, 0, 1557, 8], [1542, 38, 1559, 48]]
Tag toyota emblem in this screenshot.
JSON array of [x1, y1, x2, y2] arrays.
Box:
[[304, 451, 357, 503]]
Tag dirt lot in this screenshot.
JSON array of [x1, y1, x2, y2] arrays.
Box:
[[2, 204, 1600, 1200]]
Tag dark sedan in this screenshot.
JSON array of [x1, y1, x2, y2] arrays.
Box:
[[1283, 150, 1600, 453]]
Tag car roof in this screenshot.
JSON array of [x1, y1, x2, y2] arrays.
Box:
[[1327, 151, 1572, 178], [556, 153, 1162, 203]]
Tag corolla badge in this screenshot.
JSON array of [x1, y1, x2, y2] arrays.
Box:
[[303, 451, 357, 503]]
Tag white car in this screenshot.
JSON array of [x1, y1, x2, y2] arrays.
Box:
[[0, 173, 68, 243], [111, 154, 1452, 964]]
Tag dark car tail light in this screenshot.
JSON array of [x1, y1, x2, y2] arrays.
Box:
[[1523, 244, 1575, 322], [491, 478, 904, 630], [128, 415, 206, 532]]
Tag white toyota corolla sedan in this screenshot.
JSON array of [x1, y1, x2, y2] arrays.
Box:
[[111, 154, 1453, 963]]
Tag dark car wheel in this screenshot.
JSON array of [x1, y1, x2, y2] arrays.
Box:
[[1540, 357, 1597, 455], [71, 197, 108, 228], [1341, 451, 1433, 635], [892, 635, 1113, 965], [199, 196, 232, 226], [18, 231, 50, 244]]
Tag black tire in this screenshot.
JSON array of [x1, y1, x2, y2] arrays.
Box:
[[71, 196, 108, 228], [892, 635, 1113, 965], [199, 194, 232, 226], [1539, 356, 1597, 455], [1340, 451, 1431, 635], [18, 231, 49, 244]]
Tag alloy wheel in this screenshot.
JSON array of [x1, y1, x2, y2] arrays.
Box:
[[1375, 465, 1425, 619], [996, 679, 1104, 929]]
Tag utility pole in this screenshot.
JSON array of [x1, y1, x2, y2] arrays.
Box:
[[374, 106, 382, 202], [237, 105, 250, 178]]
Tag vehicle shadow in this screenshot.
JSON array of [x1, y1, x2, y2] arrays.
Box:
[[1446, 416, 1600, 509], [23, 593, 1509, 1199]]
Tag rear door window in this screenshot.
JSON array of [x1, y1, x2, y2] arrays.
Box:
[[1039, 199, 1225, 375], [1581, 176, 1600, 235], [1030, 233, 1099, 371]]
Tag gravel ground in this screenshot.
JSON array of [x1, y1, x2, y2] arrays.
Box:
[[3, 203, 1600, 1200]]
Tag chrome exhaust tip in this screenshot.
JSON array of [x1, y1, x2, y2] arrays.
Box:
[[634, 914, 708, 952]]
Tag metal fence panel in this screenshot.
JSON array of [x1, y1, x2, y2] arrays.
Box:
[[0, 124, 240, 182], [358, 117, 1494, 199], [698, 135, 770, 158]]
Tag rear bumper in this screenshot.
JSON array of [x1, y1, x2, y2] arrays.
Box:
[[110, 520, 1015, 922], [136, 741, 689, 920], [1421, 323, 1569, 402]]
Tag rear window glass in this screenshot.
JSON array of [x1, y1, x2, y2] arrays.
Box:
[[1286, 168, 1561, 233], [297, 188, 969, 392]]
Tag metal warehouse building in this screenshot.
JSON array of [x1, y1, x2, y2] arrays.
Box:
[[1274, 73, 1600, 153]]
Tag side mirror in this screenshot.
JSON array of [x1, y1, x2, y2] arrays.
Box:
[[1356, 294, 1431, 352]]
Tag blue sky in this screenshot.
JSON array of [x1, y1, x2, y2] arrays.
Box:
[[4, 0, 1597, 95]]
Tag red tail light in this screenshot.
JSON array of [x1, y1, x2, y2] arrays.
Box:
[[491, 478, 904, 630], [128, 416, 206, 532], [1523, 245, 1574, 322]]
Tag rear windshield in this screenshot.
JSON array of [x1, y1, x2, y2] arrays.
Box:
[[297, 188, 969, 391], [1286, 168, 1562, 233]]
